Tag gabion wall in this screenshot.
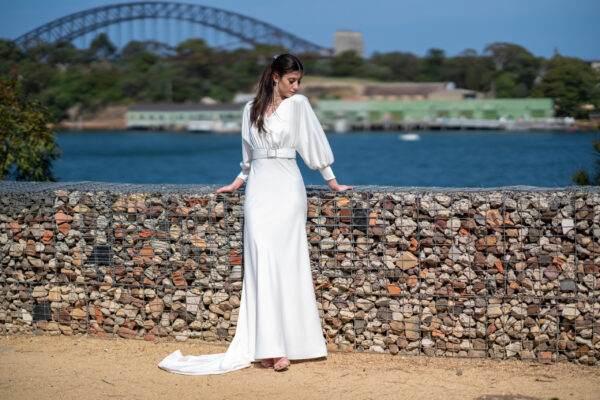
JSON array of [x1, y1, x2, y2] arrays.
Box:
[[1, 182, 599, 365]]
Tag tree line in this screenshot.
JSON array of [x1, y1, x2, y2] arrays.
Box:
[[1, 35, 599, 120]]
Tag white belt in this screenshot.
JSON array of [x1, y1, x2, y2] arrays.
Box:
[[252, 147, 296, 160]]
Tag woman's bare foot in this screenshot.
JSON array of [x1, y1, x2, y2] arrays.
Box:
[[273, 357, 290, 372], [260, 358, 274, 368]]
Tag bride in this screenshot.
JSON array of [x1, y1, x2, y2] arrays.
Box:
[[158, 53, 353, 374]]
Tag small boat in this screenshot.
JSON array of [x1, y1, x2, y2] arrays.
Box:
[[398, 133, 420, 141]]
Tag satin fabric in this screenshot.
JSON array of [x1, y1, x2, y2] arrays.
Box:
[[158, 94, 333, 375]]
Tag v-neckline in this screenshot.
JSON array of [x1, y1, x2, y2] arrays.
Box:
[[265, 97, 289, 119]]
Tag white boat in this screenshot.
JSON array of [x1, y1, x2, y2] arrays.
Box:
[[399, 133, 420, 141], [333, 119, 348, 134]]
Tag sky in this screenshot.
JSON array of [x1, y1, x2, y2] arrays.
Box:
[[1, 0, 599, 60]]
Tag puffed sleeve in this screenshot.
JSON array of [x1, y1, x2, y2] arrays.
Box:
[[292, 95, 336, 181], [236, 102, 252, 181]]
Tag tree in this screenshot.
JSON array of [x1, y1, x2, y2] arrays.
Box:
[[331, 50, 364, 77], [0, 77, 62, 181], [532, 56, 600, 118], [88, 33, 117, 61], [483, 42, 530, 71], [370, 51, 421, 81], [572, 139, 600, 186], [421, 48, 445, 81]]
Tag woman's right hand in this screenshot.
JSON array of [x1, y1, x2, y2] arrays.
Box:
[[326, 178, 354, 191], [215, 178, 245, 194]]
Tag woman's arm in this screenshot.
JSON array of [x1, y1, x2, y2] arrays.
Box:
[[215, 103, 252, 194], [326, 177, 354, 192], [215, 177, 246, 194], [293, 95, 353, 191]]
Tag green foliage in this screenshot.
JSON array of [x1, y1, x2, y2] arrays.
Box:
[[571, 139, 600, 186], [370, 51, 420, 81], [0, 76, 62, 181], [1, 35, 598, 121], [331, 50, 364, 77], [533, 56, 600, 118], [421, 48, 445, 81]]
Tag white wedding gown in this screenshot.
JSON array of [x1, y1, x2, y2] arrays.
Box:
[[158, 94, 335, 375]]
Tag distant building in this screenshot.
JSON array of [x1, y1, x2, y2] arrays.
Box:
[[333, 30, 364, 58], [315, 98, 554, 125], [361, 82, 484, 101], [299, 79, 485, 102], [126, 103, 245, 132], [588, 60, 600, 72]]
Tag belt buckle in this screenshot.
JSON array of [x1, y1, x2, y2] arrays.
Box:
[[267, 149, 277, 158]]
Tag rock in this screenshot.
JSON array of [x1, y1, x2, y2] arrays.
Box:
[[562, 305, 580, 320], [487, 304, 502, 318], [506, 342, 522, 357], [395, 217, 417, 236], [448, 245, 461, 262], [172, 318, 186, 330], [560, 280, 577, 292], [356, 298, 374, 311], [561, 218, 574, 234], [405, 316, 420, 340], [117, 327, 136, 339], [72, 308, 87, 320], [148, 298, 164, 318], [486, 209, 503, 227], [396, 251, 418, 270], [544, 265, 560, 280], [22, 310, 33, 324], [32, 286, 48, 298], [175, 331, 189, 342]]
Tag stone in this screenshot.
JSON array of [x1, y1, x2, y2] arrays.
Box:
[[117, 327, 136, 339], [148, 298, 164, 318], [561, 218, 574, 234], [506, 342, 522, 357], [486, 209, 503, 227], [32, 286, 48, 298], [176, 331, 189, 342], [559, 280, 577, 292], [405, 316, 420, 341], [487, 304, 502, 318], [396, 251, 418, 270], [544, 265, 560, 280], [72, 308, 87, 320], [561, 305, 579, 320]]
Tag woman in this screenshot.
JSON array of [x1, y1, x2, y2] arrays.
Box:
[[158, 54, 353, 374]]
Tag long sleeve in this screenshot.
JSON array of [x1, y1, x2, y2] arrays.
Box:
[[236, 103, 252, 181], [292, 95, 335, 181]]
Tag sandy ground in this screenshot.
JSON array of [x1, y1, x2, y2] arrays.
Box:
[[0, 335, 598, 400]]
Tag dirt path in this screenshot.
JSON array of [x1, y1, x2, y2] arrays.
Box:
[[0, 335, 598, 400]]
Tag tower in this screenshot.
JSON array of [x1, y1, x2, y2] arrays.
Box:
[[333, 30, 364, 58]]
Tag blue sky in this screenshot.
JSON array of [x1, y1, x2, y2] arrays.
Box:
[[1, 0, 599, 60]]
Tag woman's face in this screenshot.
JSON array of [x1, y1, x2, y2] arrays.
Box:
[[274, 70, 302, 99]]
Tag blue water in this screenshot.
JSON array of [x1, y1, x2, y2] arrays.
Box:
[[53, 130, 600, 188]]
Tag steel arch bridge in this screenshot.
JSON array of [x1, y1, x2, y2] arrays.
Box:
[[15, 1, 330, 55]]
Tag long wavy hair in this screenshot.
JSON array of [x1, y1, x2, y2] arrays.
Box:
[[250, 53, 304, 133]]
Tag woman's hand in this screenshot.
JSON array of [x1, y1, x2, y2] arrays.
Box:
[[215, 178, 246, 194], [326, 178, 354, 191]]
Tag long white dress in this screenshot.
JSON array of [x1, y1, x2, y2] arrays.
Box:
[[158, 94, 335, 375]]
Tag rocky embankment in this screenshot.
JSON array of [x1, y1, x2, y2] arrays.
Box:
[[0, 182, 598, 365]]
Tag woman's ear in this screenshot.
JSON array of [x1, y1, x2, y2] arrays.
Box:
[[272, 73, 279, 84]]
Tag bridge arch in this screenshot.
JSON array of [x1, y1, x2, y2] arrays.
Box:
[[15, 1, 330, 54]]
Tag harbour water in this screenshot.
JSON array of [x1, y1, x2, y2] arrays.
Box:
[[53, 130, 600, 188]]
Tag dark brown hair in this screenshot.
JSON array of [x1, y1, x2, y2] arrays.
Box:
[[250, 53, 304, 133]]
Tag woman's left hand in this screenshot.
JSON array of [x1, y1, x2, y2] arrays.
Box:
[[327, 178, 354, 191]]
